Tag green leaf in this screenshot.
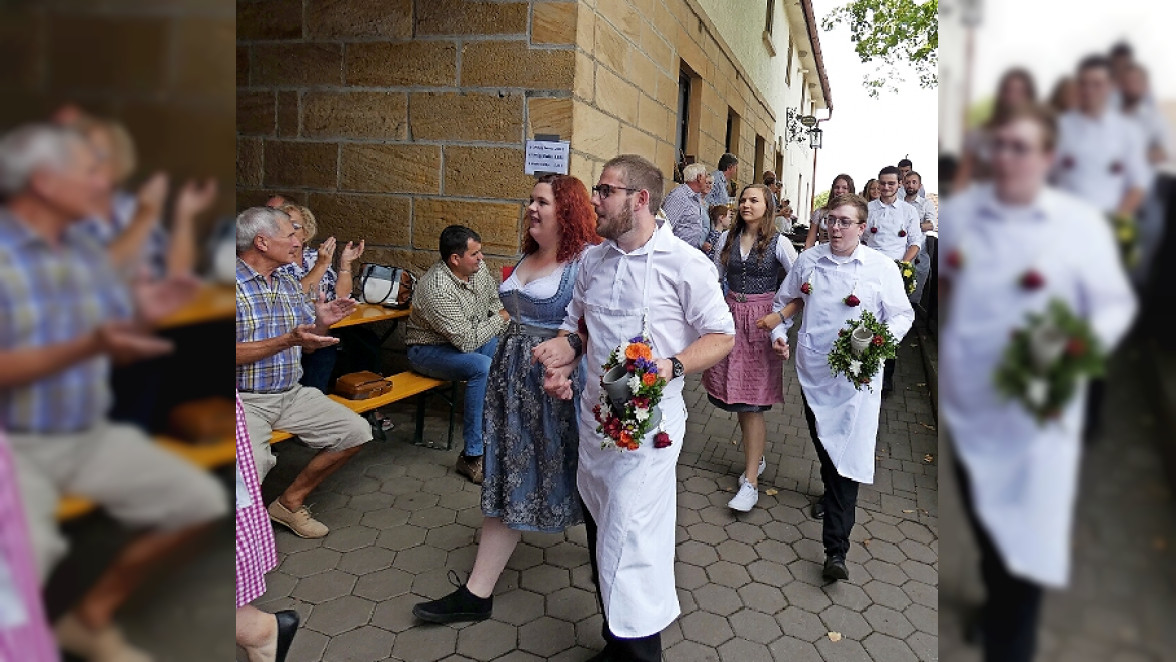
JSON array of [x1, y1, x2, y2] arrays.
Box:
[[823, 0, 938, 97]]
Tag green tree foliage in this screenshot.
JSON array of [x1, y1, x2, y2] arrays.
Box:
[[813, 190, 831, 210], [822, 0, 938, 98]]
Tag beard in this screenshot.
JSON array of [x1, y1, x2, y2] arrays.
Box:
[[596, 201, 634, 240]]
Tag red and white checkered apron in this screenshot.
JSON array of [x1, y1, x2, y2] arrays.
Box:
[[235, 393, 277, 608], [0, 432, 56, 662]]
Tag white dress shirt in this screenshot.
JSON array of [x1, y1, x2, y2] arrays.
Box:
[[770, 243, 914, 483], [866, 198, 923, 260], [904, 195, 937, 232], [1053, 109, 1150, 213], [939, 184, 1136, 587]]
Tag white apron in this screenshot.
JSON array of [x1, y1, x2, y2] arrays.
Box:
[[795, 260, 886, 484], [576, 235, 688, 639]]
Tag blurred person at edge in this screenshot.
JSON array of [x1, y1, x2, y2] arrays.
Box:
[[1048, 77, 1078, 115], [0, 124, 228, 661], [1119, 62, 1174, 289], [958, 68, 1038, 186], [939, 105, 1136, 662], [861, 178, 880, 201], [0, 431, 57, 662]]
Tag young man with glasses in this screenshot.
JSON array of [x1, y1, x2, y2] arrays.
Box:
[[769, 193, 914, 582]]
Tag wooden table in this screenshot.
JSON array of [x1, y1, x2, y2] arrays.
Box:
[[331, 303, 410, 329], [157, 283, 234, 329]]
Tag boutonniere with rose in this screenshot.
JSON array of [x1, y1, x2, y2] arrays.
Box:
[[994, 298, 1104, 423], [594, 336, 672, 450], [895, 260, 916, 294], [827, 311, 897, 391]]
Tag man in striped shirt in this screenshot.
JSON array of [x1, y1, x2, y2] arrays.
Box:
[[235, 206, 371, 539], [662, 162, 710, 248], [0, 123, 228, 662]]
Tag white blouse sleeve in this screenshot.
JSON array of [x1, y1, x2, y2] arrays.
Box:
[[775, 234, 799, 271]]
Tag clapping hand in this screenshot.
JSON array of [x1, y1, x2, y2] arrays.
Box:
[[95, 320, 174, 364], [772, 337, 790, 360], [290, 324, 340, 350], [132, 270, 201, 325], [313, 291, 357, 327], [316, 237, 338, 265], [175, 178, 218, 218], [135, 172, 169, 218], [340, 239, 365, 266]]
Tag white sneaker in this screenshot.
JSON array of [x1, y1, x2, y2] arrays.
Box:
[[738, 456, 767, 485], [728, 482, 759, 511]]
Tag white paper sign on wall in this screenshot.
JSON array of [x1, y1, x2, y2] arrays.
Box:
[[524, 140, 570, 175]]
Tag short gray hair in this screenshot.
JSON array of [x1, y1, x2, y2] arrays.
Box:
[[682, 162, 708, 182], [0, 124, 88, 196], [236, 206, 288, 254]]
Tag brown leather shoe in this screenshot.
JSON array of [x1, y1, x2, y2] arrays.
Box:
[[268, 500, 329, 538], [455, 453, 483, 484]]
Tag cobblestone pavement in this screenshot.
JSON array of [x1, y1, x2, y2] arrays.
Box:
[[228, 329, 939, 662], [938, 331, 1176, 662]]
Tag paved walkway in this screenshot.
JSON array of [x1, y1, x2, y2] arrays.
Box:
[[235, 330, 939, 662]]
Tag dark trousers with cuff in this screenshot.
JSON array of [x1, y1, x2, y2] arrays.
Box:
[[883, 358, 896, 391], [954, 460, 1044, 662], [582, 501, 662, 661], [802, 393, 860, 560]]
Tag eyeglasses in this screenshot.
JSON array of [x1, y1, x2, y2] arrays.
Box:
[[826, 216, 863, 228], [989, 138, 1033, 156], [591, 184, 638, 198]]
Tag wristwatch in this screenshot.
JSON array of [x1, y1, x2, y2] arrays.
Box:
[[566, 333, 583, 358], [669, 356, 685, 379]]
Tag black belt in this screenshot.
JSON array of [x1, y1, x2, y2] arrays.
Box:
[[505, 322, 560, 339]]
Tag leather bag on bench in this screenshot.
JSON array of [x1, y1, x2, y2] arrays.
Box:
[[334, 371, 392, 399]]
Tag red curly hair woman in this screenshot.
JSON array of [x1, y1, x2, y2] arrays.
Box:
[[413, 175, 601, 624]]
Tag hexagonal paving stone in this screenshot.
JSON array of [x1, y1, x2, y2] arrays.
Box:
[[333, 475, 381, 496], [364, 461, 407, 480], [864, 579, 913, 611], [768, 634, 823, 662], [686, 522, 727, 545], [455, 618, 518, 661], [679, 610, 735, 647], [898, 538, 938, 564], [425, 522, 475, 551], [282, 547, 343, 577], [409, 505, 459, 528], [291, 569, 357, 604], [505, 543, 545, 571], [412, 567, 463, 599], [736, 582, 784, 613], [897, 519, 936, 543], [519, 563, 570, 595], [746, 559, 792, 586], [389, 543, 447, 575], [790, 538, 825, 564], [675, 562, 709, 591], [256, 571, 297, 602], [336, 546, 396, 576], [752, 538, 797, 565], [714, 539, 757, 565], [863, 559, 908, 585], [902, 580, 937, 609], [761, 519, 803, 544], [375, 524, 428, 551], [371, 593, 429, 633], [518, 616, 575, 658], [863, 603, 916, 639], [864, 520, 905, 544], [359, 507, 411, 530], [819, 604, 872, 640], [665, 639, 723, 661], [706, 560, 752, 588], [545, 586, 598, 623], [904, 602, 937, 635], [677, 540, 720, 567], [899, 558, 937, 586], [284, 626, 329, 662], [323, 525, 379, 553], [864, 538, 907, 564], [305, 594, 376, 636], [823, 581, 871, 611], [775, 605, 827, 642], [345, 491, 397, 513], [785, 558, 826, 587], [394, 490, 439, 510], [574, 612, 606, 650], [861, 632, 918, 661], [724, 521, 766, 545], [814, 635, 873, 662], [728, 608, 782, 644], [353, 566, 414, 601], [381, 476, 424, 496], [717, 636, 773, 662], [692, 583, 743, 617], [678, 491, 711, 510], [781, 579, 833, 613], [493, 589, 545, 627], [543, 541, 587, 569], [906, 630, 938, 661], [391, 623, 457, 661]]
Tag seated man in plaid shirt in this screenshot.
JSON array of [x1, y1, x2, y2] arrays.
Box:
[[235, 206, 371, 539], [0, 123, 228, 662]]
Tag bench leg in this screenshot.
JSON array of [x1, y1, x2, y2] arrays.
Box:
[[414, 393, 428, 446], [446, 382, 457, 451]]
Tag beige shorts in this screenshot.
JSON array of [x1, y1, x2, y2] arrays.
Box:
[[238, 385, 372, 483], [7, 422, 230, 582]]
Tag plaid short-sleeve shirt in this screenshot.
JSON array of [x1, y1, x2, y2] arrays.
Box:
[[0, 210, 132, 432], [235, 259, 314, 393]]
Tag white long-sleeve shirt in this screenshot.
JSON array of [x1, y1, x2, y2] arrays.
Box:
[[939, 184, 1136, 587], [1053, 109, 1150, 213], [866, 198, 922, 260]]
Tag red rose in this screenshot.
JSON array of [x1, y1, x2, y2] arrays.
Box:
[[870, 226, 878, 233], [898, 230, 907, 237], [872, 335, 884, 346], [1066, 338, 1086, 357], [654, 432, 672, 448], [626, 363, 636, 372], [1061, 155, 1074, 169], [1020, 269, 1045, 290], [800, 282, 811, 294], [1110, 161, 1123, 174], [946, 249, 963, 269], [844, 294, 860, 307]]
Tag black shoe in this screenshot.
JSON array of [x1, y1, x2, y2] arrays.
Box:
[[274, 610, 300, 662], [810, 499, 824, 519], [412, 582, 492, 623], [822, 556, 849, 581]]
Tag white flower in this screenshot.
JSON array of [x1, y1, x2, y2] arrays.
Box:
[[1026, 378, 1048, 407], [848, 359, 862, 376], [628, 375, 642, 393], [634, 407, 649, 422]]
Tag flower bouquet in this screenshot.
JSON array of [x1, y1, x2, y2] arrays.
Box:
[[828, 311, 897, 391], [1109, 213, 1139, 268], [895, 260, 916, 295], [994, 298, 1103, 423], [593, 336, 671, 450]]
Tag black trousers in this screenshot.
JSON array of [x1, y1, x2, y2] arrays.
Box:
[[802, 393, 860, 560], [883, 358, 896, 390], [583, 502, 663, 661], [954, 461, 1044, 662]]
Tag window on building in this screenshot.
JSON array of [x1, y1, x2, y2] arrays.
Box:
[[754, 135, 766, 184], [676, 72, 691, 161], [675, 62, 702, 182], [785, 35, 793, 87], [726, 108, 741, 157], [774, 150, 784, 186], [800, 82, 806, 115], [765, 0, 775, 35]]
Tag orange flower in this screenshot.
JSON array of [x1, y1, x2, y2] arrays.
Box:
[[625, 343, 653, 361], [642, 372, 657, 386], [620, 431, 633, 445]]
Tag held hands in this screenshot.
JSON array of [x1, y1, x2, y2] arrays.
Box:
[[289, 324, 340, 350], [533, 336, 575, 369], [755, 312, 781, 331], [772, 337, 790, 360], [543, 364, 575, 400], [314, 291, 358, 327]]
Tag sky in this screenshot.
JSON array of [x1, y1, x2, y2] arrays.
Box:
[[970, 0, 1176, 103], [810, 0, 939, 196]]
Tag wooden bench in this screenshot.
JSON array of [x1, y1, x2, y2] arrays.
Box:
[[56, 372, 456, 522]]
